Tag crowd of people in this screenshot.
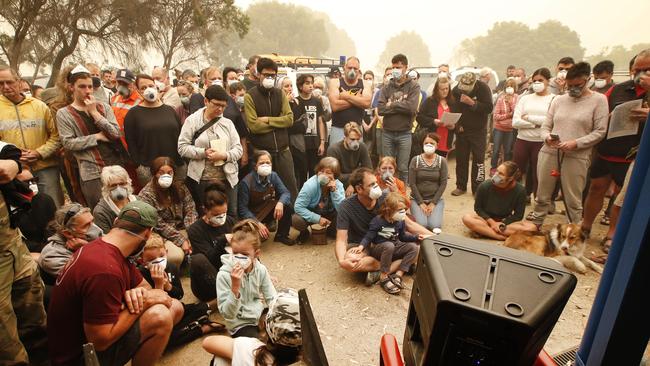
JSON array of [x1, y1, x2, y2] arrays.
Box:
[[0, 47, 648, 365]]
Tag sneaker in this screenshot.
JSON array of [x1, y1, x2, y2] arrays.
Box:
[[365, 271, 381, 286], [275, 236, 296, 246], [451, 188, 466, 196]]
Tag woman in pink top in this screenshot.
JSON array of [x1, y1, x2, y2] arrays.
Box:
[[415, 77, 459, 157], [490, 78, 519, 175]]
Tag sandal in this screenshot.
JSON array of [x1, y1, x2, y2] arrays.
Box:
[[197, 316, 226, 334], [600, 215, 610, 226], [379, 277, 401, 295], [390, 275, 404, 289], [600, 237, 613, 253]]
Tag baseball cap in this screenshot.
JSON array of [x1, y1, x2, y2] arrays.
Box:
[[266, 288, 301, 347], [116, 69, 136, 84], [458, 72, 477, 93], [117, 201, 158, 228]]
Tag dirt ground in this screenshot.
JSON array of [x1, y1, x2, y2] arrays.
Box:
[[159, 157, 608, 365]]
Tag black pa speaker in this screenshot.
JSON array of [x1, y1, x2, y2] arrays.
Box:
[[403, 234, 577, 366]]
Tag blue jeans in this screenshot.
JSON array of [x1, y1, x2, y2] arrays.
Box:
[[491, 129, 515, 169], [410, 199, 444, 230], [382, 130, 412, 182]]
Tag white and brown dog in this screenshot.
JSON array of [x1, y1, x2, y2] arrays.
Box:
[[505, 223, 603, 274]]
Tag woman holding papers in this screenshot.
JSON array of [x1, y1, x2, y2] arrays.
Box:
[[178, 85, 243, 217], [415, 77, 460, 157]]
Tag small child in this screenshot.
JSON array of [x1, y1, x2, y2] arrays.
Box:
[[138, 233, 223, 348], [217, 219, 277, 338], [357, 192, 422, 295], [139, 233, 183, 299], [203, 288, 302, 366]]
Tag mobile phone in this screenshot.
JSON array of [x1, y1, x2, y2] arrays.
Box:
[[550, 133, 560, 141]]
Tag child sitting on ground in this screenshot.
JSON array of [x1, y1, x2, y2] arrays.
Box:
[[138, 234, 223, 348], [355, 192, 423, 295], [217, 219, 277, 338], [203, 288, 302, 366]]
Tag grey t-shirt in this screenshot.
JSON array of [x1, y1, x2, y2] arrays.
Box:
[[336, 193, 386, 243]]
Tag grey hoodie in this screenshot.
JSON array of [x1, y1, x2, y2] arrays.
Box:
[[377, 78, 421, 132], [216, 253, 277, 332], [38, 233, 74, 276]]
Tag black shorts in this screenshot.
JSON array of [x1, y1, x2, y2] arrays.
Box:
[[96, 318, 141, 366], [589, 155, 631, 187]]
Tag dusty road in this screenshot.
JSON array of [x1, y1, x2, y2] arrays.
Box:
[[159, 157, 607, 365]]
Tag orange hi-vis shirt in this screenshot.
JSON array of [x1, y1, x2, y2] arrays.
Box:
[[111, 91, 142, 147]]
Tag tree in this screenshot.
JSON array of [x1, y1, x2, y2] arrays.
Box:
[[44, 0, 155, 86], [208, 1, 330, 68], [313, 12, 356, 58], [376, 31, 432, 70], [0, 0, 49, 71], [456, 20, 585, 77], [148, 0, 248, 70], [587, 43, 650, 72]]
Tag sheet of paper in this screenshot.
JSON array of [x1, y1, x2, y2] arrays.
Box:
[[210, 138, 227, 166], [440, 112, 462, 128], [607, 100, 642, 139]]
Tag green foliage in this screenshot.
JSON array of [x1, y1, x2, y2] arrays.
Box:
[[457, 20, 585, 77], [587, 43, 650, 72], [376, 31, 432, 70]]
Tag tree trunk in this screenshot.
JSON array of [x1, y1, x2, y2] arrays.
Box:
[[46, 34, 79, 88]]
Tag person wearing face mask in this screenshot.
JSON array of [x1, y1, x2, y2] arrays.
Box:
[[357, 193, 422, 295], [181, 69, 206, 114], [138, 156, 198, 267], [295, 74, 327, 184], [110, 68, 142, 147], [326, 121, 372, 195], [244, 57, 299, 203], [57, 66, 127, 209], [462, 161, 536, 240], [47, 201, 185, 366], [292, 156, 344, 242], [408, 133, 448, 231], [313, 76, 332, 123], [124, 74, 185, 188], [282, 76, 310, 191], [377, 54, 421, 182], [583, 50, 649, 251], [217, 219, 277, 338], [179, 85, 242, 218], [39, 203, 101, 279], [328, 57, 373, 145], [513, 68, 530, 95], [174, 80, 196, 124], [590, 60, 615, 94], [238, 150, 295, 245], [336, 168, 432, 279], [415, 77, 460, 157], [496, 65, 517, 93], [86, 63, 114, 104], [12, 168, 56, 253], [93, 165, 139, 234], [512, 68, 555, 203], [527, 62, 608, 228], [152, 66, 182, 109], [451, 71, 494, 196], [490, 78, 520, 176], [548, 57, 575, 95], [0, 65, 64, 207], [187, 184, 235, 301], [375, 156, 408, 206]]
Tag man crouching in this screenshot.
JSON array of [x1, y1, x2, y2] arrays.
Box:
[[47, 201, 184, 366]]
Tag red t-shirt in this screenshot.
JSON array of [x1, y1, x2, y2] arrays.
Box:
[[47, 239, 143, 365], [435, 103, 451, 152]]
